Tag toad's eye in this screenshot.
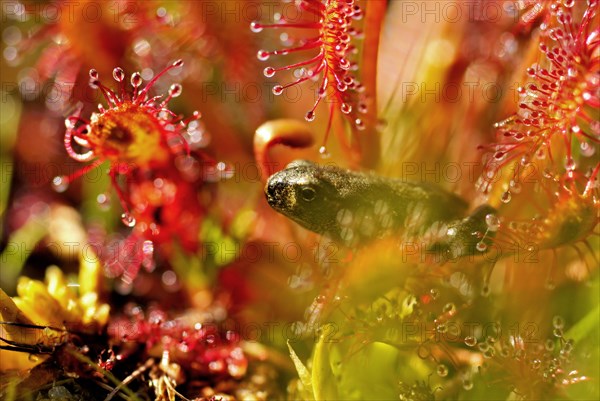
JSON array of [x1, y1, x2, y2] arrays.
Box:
[[300, 186, 316, 202]]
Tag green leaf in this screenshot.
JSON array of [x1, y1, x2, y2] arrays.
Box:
[[0, 216, 48, 290], [312, 335, 339, 401], [565, 302, 600, 343], [288, 340, 314, 398], [200, 217, 239, 267]]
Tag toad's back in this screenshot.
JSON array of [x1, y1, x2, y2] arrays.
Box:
[[265, 160, 469, 246]]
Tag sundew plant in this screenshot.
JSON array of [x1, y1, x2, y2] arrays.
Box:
[[0, 1, 599, 400]]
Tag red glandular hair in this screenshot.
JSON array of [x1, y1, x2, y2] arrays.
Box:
[[480, 1, 599, 195], [252, 0, 368, 149], [57, 61, 225, 280]]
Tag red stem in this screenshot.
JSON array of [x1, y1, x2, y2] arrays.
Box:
[[356, 0, 387, 168]]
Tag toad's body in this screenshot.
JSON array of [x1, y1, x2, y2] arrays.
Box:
[[265, 161, 493, 256]]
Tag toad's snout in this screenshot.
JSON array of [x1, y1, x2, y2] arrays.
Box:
[[265, 174, 293, 211]]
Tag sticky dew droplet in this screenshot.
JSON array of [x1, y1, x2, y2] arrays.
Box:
[[319, 146, 330, 158], [112, 67, 125, 82], [263, 67, 276, 77], [552, 315, 565, 329], [250, 21, 264, 33], [168, 83, 182, 97], [121, 213, 136, 227], [464, 336, 477, 347], [485, 214, 500, 231], [131, 72, 142, 88], [257, 49, 270, 61], [501, 191, 512, 203], [272, 85, 283, 96]]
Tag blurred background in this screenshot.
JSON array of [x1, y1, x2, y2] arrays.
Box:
[[1, 1, 599, 400]]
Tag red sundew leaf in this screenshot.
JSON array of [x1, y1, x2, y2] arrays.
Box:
[[254, 119, 315, 179], [480, 1, 600, 196], [107, 304, 248, 379], [56, 61, 225, 282], [252, 0, 385, 164]]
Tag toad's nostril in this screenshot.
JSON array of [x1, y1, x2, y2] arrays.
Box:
[[265, 178, 285, 207], [266, 177, 283, 195]]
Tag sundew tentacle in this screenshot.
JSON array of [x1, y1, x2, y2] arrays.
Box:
[[513, 0, 560, 31], [57, 61, 200, 191], [480, 1, 600, 196], [64, 123, 95, 163], [136, 59, 184, 103], [54, 61, 222, 266], [252, 0, 368, 150], [107, 303, 248, 380]]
